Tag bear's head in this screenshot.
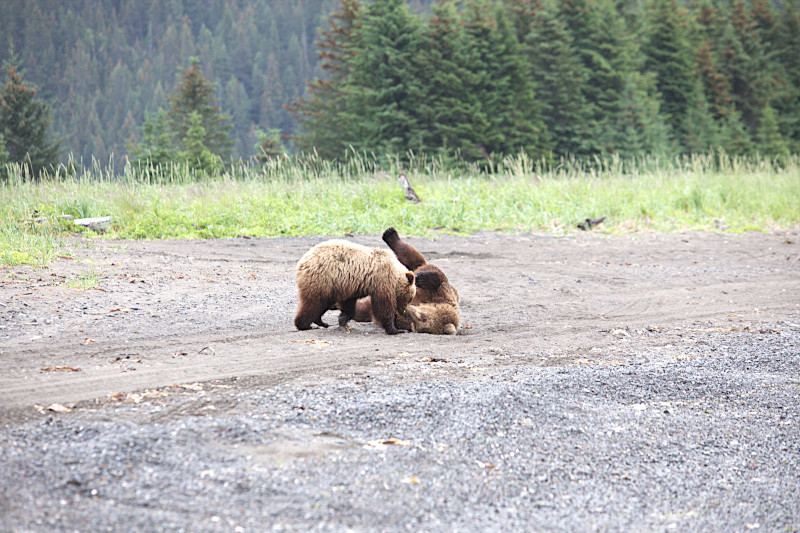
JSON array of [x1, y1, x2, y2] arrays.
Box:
[[397, 302, 459, 335], [395, 271, 416, 315]]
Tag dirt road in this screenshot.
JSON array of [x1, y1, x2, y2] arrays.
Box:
[[1, 230, 799, 531]]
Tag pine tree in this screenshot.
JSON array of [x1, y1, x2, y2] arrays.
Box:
[[525, 4, 593, 157], [254, 128, 286, 163], [343, 0, 424, 156], [179, 111, 221, 174], [287, 0, 363, 159], [756, 103, 790, 157], [127, 109, 176, 169], [643, 0, 698, 150], [719, 108, 754, 155], [609, 72, 674, 158], [414, 0, 477, 157], [683, 82, 722, 154], [694, 39, 732, 120], [504, 0, 544, 43], [460, 0, 549, 160], [0, 62, 60, 177], [773, 0, 800, 151], [167, 59, 233, 161], [560, 0, 625, 154]]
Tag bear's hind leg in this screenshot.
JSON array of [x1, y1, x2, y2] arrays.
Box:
[[295, 298, 332, 330], [338, 297, 357, 327], [382, 227, 427, 271]]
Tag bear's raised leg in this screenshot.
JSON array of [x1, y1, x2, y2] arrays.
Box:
[[295, 298, 331, 330], [338, 297, 357, 327], [382, 227, 426, 271]]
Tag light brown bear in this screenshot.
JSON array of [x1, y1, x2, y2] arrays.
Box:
[[350, 228, 461, 335], [294, 239, 416, 335]]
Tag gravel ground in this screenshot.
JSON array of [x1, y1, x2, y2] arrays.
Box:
[[1, 230, 799, 532]]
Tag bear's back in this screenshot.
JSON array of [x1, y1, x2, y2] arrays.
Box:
[[296, 240, 404, 299]]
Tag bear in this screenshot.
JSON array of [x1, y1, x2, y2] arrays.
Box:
[[349, 228, 461, 335], [294, 239, 416, 335]]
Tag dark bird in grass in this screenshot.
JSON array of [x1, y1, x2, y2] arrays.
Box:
[[398, 173, 421, 204], [577, 216, 606, 231]]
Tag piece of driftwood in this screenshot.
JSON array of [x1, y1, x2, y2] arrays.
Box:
[[74, 216, 113, 232], [398, 173, 421, 203]]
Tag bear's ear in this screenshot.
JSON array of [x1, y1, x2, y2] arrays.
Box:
[[405, 271, 415, 285], [414, 269, 443, 291]]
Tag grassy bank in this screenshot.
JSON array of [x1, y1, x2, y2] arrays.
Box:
[[1, 152, 798, 266]]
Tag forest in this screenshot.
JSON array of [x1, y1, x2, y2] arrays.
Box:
[[0, 0, 798, 171]]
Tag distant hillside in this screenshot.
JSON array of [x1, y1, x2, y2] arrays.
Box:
[[0, 0, 348, 162]]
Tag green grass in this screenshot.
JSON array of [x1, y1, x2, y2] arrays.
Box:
[[1, 152, 799, 266]]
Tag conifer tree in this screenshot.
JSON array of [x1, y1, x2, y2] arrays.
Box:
[[525, 4, 592, 157], [559, 0, 624, 154], [0, 132, 8, 165], [127, 109, 176, 169], [719, 108, 754, 155], [460, 0, 549, 159], [343, 0, 424, 155], [756, 103, 790, 157], [287, 0, 363, 159], [0, 62, 60, 177], [643, 0, 697, 150], [609, 72, 674, 158], [179, 111, 221, 174], [694, 39, 732, 121], [774, 0, 800, 151], [414, 0, 478, 157], [167, 59, 233, 160], [254, 128, 286, 162], [683, 82, 722, 154]]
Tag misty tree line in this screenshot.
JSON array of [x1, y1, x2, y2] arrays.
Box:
[[1, 0, 799, 173]]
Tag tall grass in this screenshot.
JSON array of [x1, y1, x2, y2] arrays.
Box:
[[1, 151, 798, 266]]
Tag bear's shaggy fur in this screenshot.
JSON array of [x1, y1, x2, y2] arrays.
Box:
[[294, 239, 416, 335], [351, 228, 461, 335]]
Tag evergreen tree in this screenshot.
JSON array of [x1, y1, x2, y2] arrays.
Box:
[[179, 111, 221, 174], [694, 39, 732, 120], [167, 59, 233, 160], [343, 0, 424, 155], [609, 72, 674, 158], [287, 0, 363, 159], [127, 109, 176, 169], [719, 108, 754, 155], [559, 0, 624, 154], [0, 62, 60, 177], [643, 0, 697, 150], [414, 0, 477, 157], [774, 0, 800, 151], [460, 0, 549, 159], [525, 4, 593, 157], [504, 0, 544, 43], [0, 131, 10, 180], [683, 82, 722, 154], [254, 128, 286, 163], [756, 103, 790, 157]]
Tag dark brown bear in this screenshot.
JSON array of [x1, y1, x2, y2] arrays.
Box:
[[295, 239, 416, 335], [351, 228, 461, 335]]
